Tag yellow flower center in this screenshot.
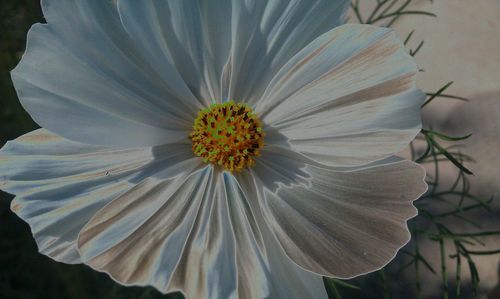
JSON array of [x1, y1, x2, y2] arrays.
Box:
[[189, 101, 265, 172]]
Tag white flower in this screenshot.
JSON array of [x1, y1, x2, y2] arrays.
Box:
[[0, 0, 427, 298]]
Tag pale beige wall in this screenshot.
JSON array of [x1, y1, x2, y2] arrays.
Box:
[[351, 1, 500, 297]]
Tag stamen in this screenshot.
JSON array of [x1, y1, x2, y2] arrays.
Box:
[[189, 101, 265, 172]]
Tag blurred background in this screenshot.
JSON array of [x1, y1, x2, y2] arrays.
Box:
[[0, 1, 499, 299]]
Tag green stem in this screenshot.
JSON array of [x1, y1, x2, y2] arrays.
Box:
[[440, 239, 449, 299]]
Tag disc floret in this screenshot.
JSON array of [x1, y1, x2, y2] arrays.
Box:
[[189, 101, 265, 172]]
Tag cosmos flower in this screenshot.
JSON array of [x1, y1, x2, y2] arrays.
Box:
[[0, 0, 428, 298]]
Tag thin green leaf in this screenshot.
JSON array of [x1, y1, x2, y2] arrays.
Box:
[[422, 81, 454, 107]]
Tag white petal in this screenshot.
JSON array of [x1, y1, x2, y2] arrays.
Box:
[[117, 0, 349, 104], [79, 166, 268, 299], [256, 24, 424, 166], [12, 0, 200, 147], [224, 0, 349, 104], [0, 129, 196, 263], [236, 172, 329, 299], [117, 0, 233, 103], [77, 167, 327, 299], [253, 145, 312, 191], [260, 159, 427, 278]]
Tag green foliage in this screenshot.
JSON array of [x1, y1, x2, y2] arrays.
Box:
[[323, 1, 499, 299], [350, 0, 436, 27]]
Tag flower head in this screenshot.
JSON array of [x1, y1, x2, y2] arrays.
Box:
[[189, 101, 265, 172], [1, 1, 427, 298]]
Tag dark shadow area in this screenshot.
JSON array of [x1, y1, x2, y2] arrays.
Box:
[[487, 261, 500, 299]]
